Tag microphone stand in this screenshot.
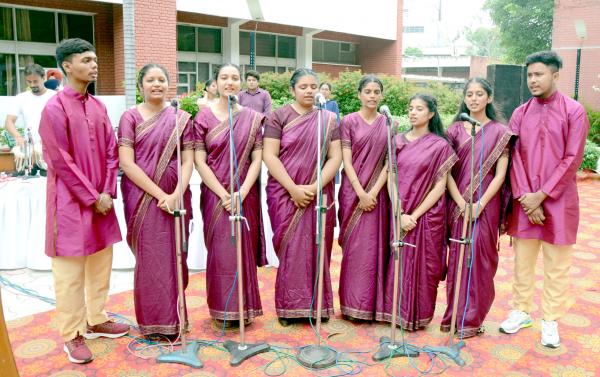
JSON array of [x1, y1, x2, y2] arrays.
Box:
[[156, 100, 202, 368], [297, 98, 337, 369], [373, 110, 419, 361], [422, 118, 478, 367], [222, 95, 270, 366]]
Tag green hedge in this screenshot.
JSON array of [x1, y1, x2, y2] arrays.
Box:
[[582, 139, 600, 171], [586, 107, 600, 144], [260, 70, 462, 117]]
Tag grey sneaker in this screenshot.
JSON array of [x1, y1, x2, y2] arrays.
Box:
[[541, 320, 560, 348], [499, 310, 533, 334]]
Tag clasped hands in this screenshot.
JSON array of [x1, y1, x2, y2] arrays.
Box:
[[518, 191, 547, 225], [94, 193, 113, 215], [218, 187, 248, 212]]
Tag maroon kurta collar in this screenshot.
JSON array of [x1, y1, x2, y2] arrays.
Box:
[[63, 85, 90, 102], [535, 90, 559, 105]]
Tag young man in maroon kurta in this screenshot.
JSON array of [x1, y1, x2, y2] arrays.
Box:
[[499, 51, 589, 348], [39, 38, 129, 364]]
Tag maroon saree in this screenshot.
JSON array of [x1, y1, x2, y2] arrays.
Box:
[[119, 106, 194, 335], [376, 132, 457, 330], [338, 112, 390, 320], [194, 106, 266, 321]]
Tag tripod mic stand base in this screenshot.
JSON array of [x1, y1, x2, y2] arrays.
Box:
[[373, 336, 419, 361], [423, 341, 466, 366], [223, 340, 270, 367], [297, 344, 337, 369], [156, 341, 203, 368]]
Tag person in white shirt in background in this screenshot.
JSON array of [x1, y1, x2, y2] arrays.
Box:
[[4, 63, 56, 175]]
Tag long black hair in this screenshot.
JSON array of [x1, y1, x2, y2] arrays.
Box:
[[137, 63, 170, 88], [409, 93, 445, 138], [453, 77, 503, 123]]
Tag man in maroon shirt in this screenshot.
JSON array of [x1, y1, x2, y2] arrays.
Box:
[[238, 70, 272, 115], [499, 51, 589, 349], [40, 38, 129, 364]]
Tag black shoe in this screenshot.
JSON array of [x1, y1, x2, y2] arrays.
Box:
[[39, 169, 47, 177], [278, 317, 291, 327]]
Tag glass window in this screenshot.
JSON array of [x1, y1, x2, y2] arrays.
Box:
[[277, 36, 296, 59], [177, 25, 195, 52], [323, 41, 339, 63], [239, 31, 251, 55], [178, 61, 196, 72], [18, 55, 57, 91], [58, 13, 94, 43], [197, 62, 209, 82], [1, 7, 13, 41], [256, 33, 276, 57], [313, 40, 325, 62], [178, 74, 188, 84], [0, 53, 17, 96], [256, 65, 275, 73], [277, 66, 288, 74], [16, 9, 55, 43], [197, 27, 221, 53], [177, 86, 187, 95]]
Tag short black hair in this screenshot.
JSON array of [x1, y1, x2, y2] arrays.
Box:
[[525, 50, 563, 72], [245, 70, 260, 81], [24, 64, 45, 78], [56, 38, 96, 74]]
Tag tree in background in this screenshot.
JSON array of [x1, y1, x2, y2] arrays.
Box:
[[484, 0, 554, 63], [464, 26, 505, 60], [404, 47, 424, 57]]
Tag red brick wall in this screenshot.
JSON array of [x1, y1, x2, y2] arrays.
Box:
[[552, 0, 600, 109], [313, 63, 361, 78], [240, 22, 303, 36], [135, 0, 178, 97], [313, 31, 361, 44], [178, 11, 227, 27], [359, 0, 403, 76], [3, 0, 117, 94], [469, 56, 490, 78]]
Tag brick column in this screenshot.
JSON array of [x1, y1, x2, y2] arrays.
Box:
[[359, 0, 403, 76], [133, 0, 178, 97]]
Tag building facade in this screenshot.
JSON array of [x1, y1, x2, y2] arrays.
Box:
[[0, 0, 404, 97], [552, 0, 600, 109]]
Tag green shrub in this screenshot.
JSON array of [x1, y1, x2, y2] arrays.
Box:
[[259, 71, 293, 105], [586, 107, 600, 144], [179, 91, 201, 119], [581, 139, 600, 171]]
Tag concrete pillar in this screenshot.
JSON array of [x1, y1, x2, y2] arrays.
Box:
[[223, 19, 245, 65], [297, 28, 322, 70]]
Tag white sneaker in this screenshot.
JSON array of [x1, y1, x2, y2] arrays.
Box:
[[541, 320, 560, 348], [499, 310, 533, 334]]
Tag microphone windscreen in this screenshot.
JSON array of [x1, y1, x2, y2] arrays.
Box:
[[459, 113, 471, 122], [315, 93, 326, 106], [228, 94, 238, 103], [171, 99, 179, 108], [379, 105, 391, 116]]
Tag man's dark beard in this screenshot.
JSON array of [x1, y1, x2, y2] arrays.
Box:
[[30, 87, 40, 93]]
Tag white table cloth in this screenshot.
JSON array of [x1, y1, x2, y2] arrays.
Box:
[[1, 167, 287, 271]]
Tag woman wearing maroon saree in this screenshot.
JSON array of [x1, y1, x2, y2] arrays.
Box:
[[441, 78, 513, 337], [338, 75, 389, 321], [376, 94, 457, 330], [119, 64, 195, 337], [263, 68, 342, 326], [194, 63, 266, 325]]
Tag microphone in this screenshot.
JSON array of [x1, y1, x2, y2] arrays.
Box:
[[379, 105, 392, 120], [171, 99, 179, 109], [227, 94, 238, 105], [459, 113, 481, 126], [315, 93, 326, 107]]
